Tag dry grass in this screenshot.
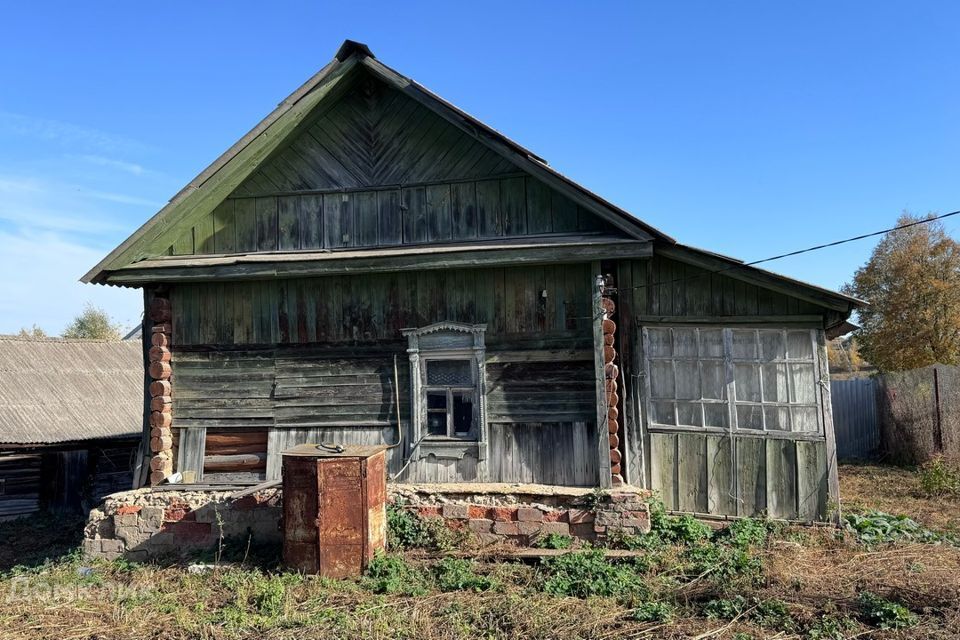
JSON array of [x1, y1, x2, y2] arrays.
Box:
[[0, 466, 957, 639], [839, 463, 960, 535]]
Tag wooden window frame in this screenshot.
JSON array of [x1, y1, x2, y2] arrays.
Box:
[[402, 322, 488, 460], [641, 326, 825, 440]]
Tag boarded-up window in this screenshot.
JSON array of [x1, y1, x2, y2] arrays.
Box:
[[643, 327, 822, 435]]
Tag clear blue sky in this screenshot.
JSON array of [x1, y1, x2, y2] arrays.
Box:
[[1, 2, 958, 334]]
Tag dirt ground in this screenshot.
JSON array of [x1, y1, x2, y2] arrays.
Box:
[[839, 463, 960, 536]]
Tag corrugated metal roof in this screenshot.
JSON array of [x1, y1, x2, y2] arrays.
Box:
[[0, 336, 142, 445]]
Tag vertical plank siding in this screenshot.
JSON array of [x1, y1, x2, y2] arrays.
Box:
[[168, 175, 619, 258], [625, 255, 834, 520]]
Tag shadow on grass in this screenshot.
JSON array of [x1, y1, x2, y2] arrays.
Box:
[[0, 512, 86, 573]]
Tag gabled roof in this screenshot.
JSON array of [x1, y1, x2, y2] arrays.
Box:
[[0, 336, 142, 445], [82, 40, 666, 284], [82, 40, 860, 315]]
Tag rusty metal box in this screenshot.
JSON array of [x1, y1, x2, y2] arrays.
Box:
[[281, 444, 388, 577]]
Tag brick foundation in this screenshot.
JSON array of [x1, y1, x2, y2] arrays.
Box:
[[83, 484, 651, 561]]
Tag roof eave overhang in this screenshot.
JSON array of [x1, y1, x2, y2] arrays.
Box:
[[102, 238, 653, 286]]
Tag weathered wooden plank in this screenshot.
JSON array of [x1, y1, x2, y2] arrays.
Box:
[[299, 194, 323, 249], [765, 438, 799, 519], [323, 192, 353, 248], [425, 183, 452, 242], [526, 178, 552, 234], [649, 432, 678, 510], [796, 440, 828, 521], [194, 213, 216, 254], [277, 195, 301, 250], [551, 190, 578, 233], [212, 200, 236, 253], [476, 179, 501, 238], [233, 199, 257, 252], [377, 189, 402, 246], [354, 191, 379, 246], [706, 435, 736, 516], [677, 433, 708, 513], [176, 427, 207, 483], [402, 186, 427, 244], [255, 197, 278, 252], [736, 437, 767, 517], [450, 181, 477, 240], [500, 176, 526, 236]]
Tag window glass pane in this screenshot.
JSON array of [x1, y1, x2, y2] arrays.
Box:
[[651, 401, 676, 426], [675, 361, 700, 400], [650, 361, 675, 399], [427, 392, 447, 410], [648, 328, 672, 357], [677, 402, 703, 427], [700, 361, 726, 400], [731, 330, 757, 360], [737, 404, 763, 429], [792, 407, 819, 432], [734, 363, 761, 402], [787, 331, 814, 360], [673, 328, 698, 357], [427, 359, 473, 385], [699, 329, 724, 358], [759, 331, 786, 362], [761, 363, 788, 403], [452, 393, 473, 436], [764, 406, 790, 431], [789, 364, 817, 404], [704, 402, 729, 428]]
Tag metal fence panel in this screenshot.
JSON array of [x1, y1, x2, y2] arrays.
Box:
[[831, 378, 879, 460]]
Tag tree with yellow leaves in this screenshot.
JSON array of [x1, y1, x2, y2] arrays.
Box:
[[843, 213, 960, 372]]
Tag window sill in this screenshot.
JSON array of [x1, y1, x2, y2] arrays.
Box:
[[417, 439, 479, 460]]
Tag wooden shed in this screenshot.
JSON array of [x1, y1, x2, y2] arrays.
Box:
[[83, 41, 859, 520], [0, 336, 141, 518]]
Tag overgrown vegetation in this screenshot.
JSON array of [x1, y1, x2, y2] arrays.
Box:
[[386, 502, 464, 551], [917, 455, 960, 497], [2, 468, 959, 638], [844, 510, 954, 545]]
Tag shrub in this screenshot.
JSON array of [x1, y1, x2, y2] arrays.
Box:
[[433, 558, 494, 592], [363, 553, 429, 596], [856, 591, 917, 629], [917, 456, 960, 497], [629, 601, 674, 623], [540, 550, 648, 601], [659, 514, 712, 545], [533, 533, 574, 550]]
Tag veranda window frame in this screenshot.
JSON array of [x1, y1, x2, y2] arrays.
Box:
[[641, 326, 825, 441]]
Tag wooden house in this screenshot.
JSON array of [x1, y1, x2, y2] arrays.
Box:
[[83, 41, 858, 520], [0, 336, 141, 518]]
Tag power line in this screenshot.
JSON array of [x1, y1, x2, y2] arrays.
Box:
[[611, 210, 960, 293]]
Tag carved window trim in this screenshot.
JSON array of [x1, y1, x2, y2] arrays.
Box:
[[402, 322, 487, 460]]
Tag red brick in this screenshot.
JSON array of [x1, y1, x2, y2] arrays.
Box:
[[164, 501, 192, 522], [467, 505, 489, 519], [160, 521, 211, 540], [569, 523, 596, 539], [468, 519, 493, 533], [567, 509, 595, 525], [489, 507, 517, 522], [417, 505, 442, 518], [542, 510, 566, 523], [116, 505, 141, 516], [441, 504, 469, 519], [492, 521, 521, 536], [517, 521, 541, 536], [516, 507, 543, 522]]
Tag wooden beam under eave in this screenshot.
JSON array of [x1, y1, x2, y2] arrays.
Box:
[[105, 241, 653, 285]]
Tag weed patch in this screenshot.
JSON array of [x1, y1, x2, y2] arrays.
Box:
[[433, 558, 494, 592], [629, 600, 674, 623], [917, 456, 960, 497], [539, 550, 648, 602], [856, 591, 917, 629], [844, 510, 948, 545], [363, 553, 429, 596]]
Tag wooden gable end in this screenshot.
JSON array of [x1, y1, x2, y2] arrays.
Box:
[[159, 71, 625, 257]]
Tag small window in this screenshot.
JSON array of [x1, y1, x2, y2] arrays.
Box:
[[422, 359, 477, 439], [403, 323, 487, 445]]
